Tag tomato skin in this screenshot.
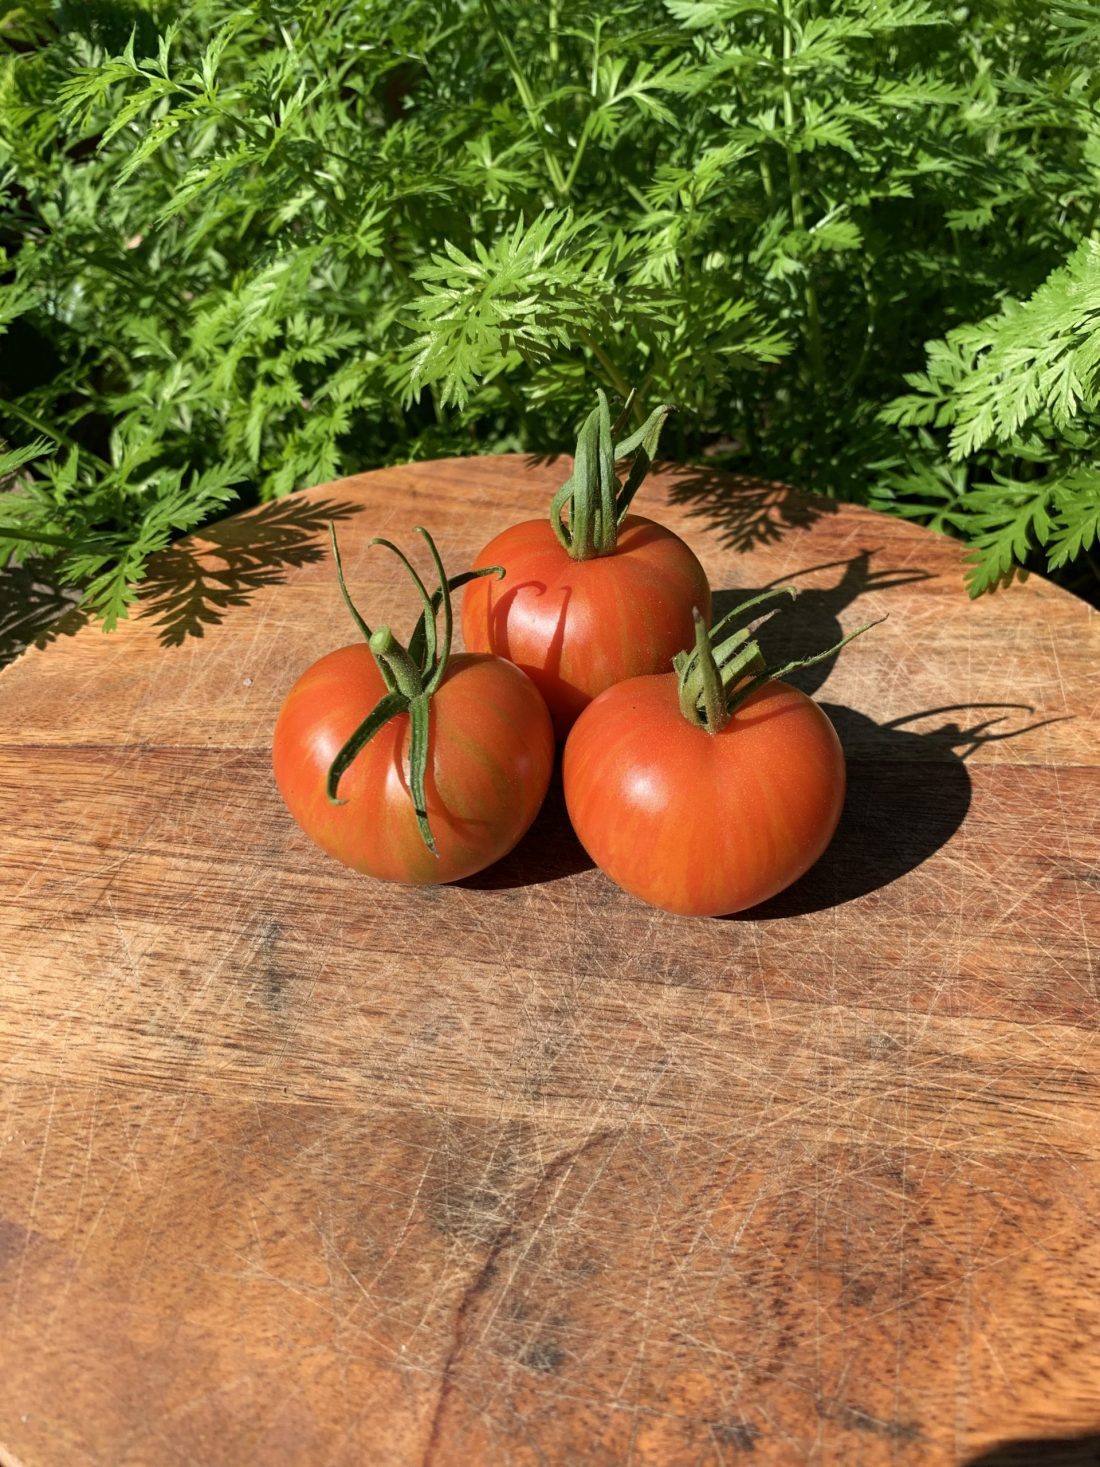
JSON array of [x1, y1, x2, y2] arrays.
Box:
[[562, 674, 845, 916], [273, 645, 554, 884], [461, 514, 711, 738]]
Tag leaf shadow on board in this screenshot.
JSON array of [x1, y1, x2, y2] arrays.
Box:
[[457, 769, 594, 891], [963, 1432, 1100, 1466], [522, 456, 838, 557], [137, 496, 364, 647], [725, 701, 1060, 921], [0, 556, 85, 670], [664, 462, 839, 555]]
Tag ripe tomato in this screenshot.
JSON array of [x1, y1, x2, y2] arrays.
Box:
[[462, 391, 710, 737], [461, 513, 711, 738], [274, 643, 553, 885], [562, 673, 846, 917], [273, 523, 555, 885]]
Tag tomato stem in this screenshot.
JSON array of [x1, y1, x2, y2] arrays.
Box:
[[326, 689, 408, 805], [692, 609, 728, 733], [549, 389, 673, 560], [368, 626, 426, 700], [674, 587, 884, 734], [370, 535, 437, 668], [407, 695, 436, 854], [323, 525, 504, 854]]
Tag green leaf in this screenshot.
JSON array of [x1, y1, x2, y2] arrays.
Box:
[[1046, 471, 1100, 571], [401, 210, 615, 408], [6, 0, 1100, 611], [663, 0, 774, 28], [0, 436, 51, 479]]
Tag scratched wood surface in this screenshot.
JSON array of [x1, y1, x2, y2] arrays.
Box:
[[1, 455, 1098, 1467]]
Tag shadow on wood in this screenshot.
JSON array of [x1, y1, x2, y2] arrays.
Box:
[[665, 462, 840, 554], [466, 549, 1056, 905], [713, 548, 933, 698], [964, 1431, 1100, 1465], [467, 696, 1050, 906], [457, 768, 594, 891], [732, 700, 1056, 919], [522, 454, 838, 557], [0, 557, 84, 669], [137, 495, 364, 646]]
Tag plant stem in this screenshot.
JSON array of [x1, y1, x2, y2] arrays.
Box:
[[382, 242, 411, 289], [734, 78, 776, 208], [561, 19, 604, 195], [562, 112, 595, 195], [576, 328, 640, 422], [759, 149, 777, 208], [743, 398, 761, 460], [844, 263, 878, 393], [369, 626, 425, 699], [676, 587, 881, 730], [484, 0, 567, 195], [778, 0, 825, 397], [0, 526, 77, 548], [549, 0, 559, 66], [550, 392, 669, 558], [695, 610, 729, 733], [0, 397, 111, 466]]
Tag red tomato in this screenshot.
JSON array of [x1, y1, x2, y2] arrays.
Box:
[[273, 644, 554, 884], [461, 514, 711, 738], [562, 673, 845, 916]]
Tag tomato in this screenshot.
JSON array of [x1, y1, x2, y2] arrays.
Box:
[[272, 525, 555, 885], [461, 390, 711, 737], [562, 673, 845, 916], [274, 644, 553, 884], [461, 513, 711, 738]]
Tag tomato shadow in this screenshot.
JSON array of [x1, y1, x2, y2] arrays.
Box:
[[137, 495, 364, 646], [963, 1431, 1100, 1465], [488, 577, 586, 737], [726, 702, 1058, 919], [456, 768, 594, 891], [712, 548, 932, 699]]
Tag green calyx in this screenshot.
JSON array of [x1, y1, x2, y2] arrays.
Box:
[[326, 522, 503, 854], [674, 587, 884, 735], [550, 388, 672, 560]]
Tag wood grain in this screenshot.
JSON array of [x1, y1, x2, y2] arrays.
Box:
[[1, 454, 1098, 1466]]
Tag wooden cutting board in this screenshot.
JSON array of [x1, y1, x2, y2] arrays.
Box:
[[1, 455, 1098, 1467]]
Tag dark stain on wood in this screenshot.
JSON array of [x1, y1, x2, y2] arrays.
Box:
[[259, 915, 289, 1012], [713, 1421, 761, 1452], [518, 1338, 565, 1373], [0, 1219, 30, 1270], [838, 1406, 924, 1441]]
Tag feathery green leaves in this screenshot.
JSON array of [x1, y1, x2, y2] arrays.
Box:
[[3, 0, 1100, 620]]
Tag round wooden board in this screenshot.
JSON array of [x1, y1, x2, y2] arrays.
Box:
[[1, 455, 1098, 1467]]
